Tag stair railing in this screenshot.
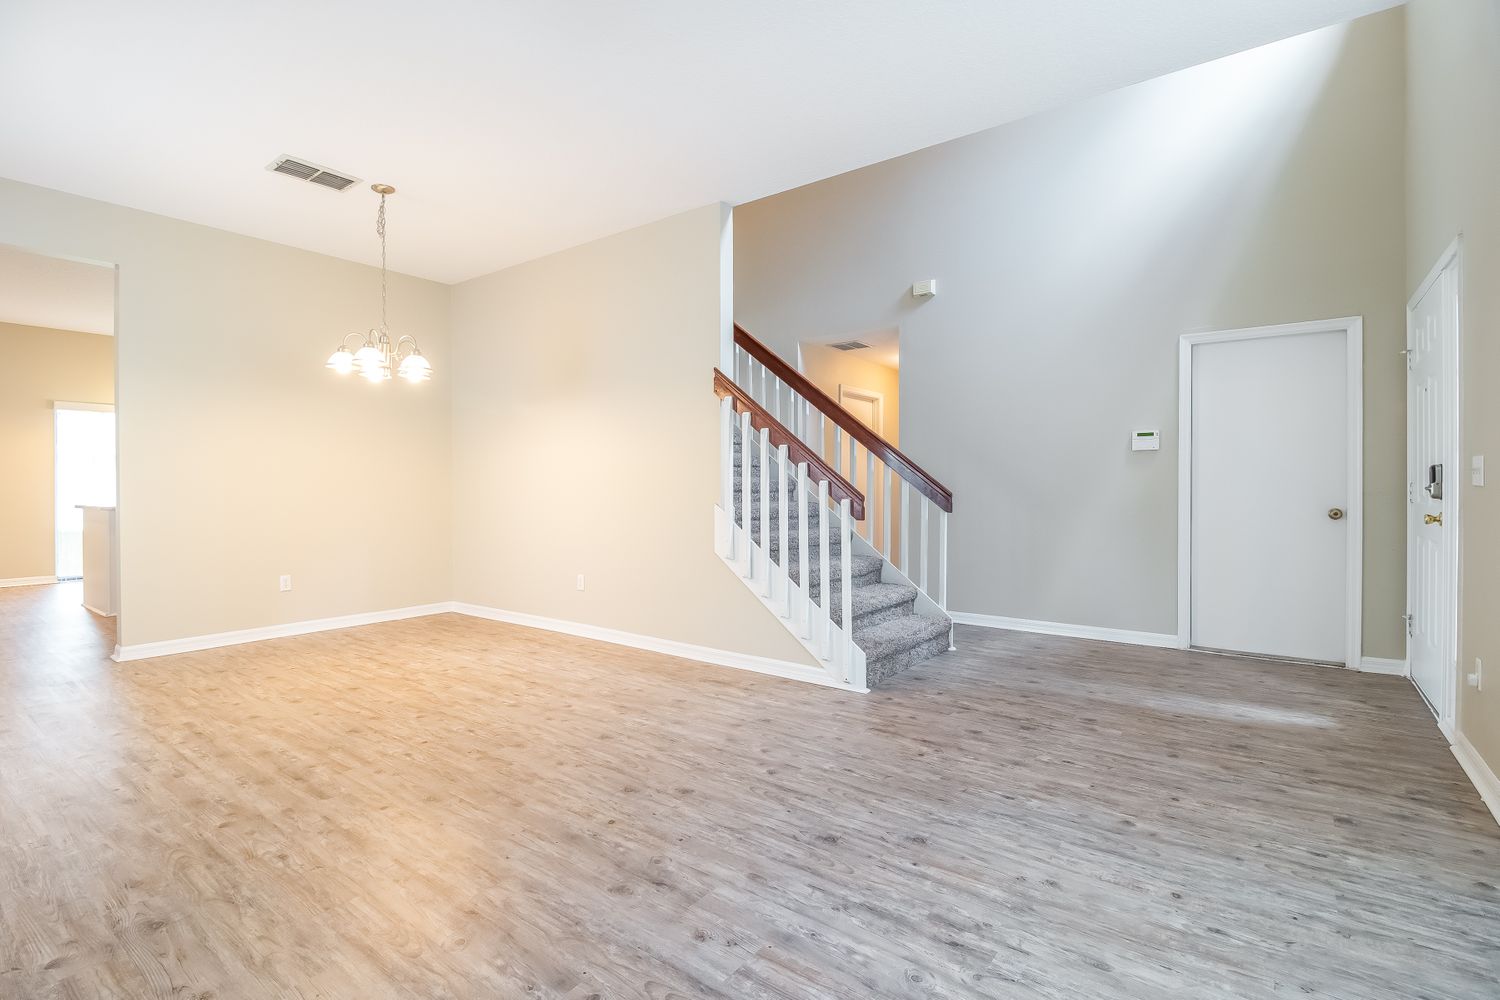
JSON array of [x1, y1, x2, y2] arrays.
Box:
[[730, 324, 954, 613], [713, 370, 865, 686]]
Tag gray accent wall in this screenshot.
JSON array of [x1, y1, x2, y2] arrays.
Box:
[[735, 9, 1408, 658], [1405, 0, 1500, 786]]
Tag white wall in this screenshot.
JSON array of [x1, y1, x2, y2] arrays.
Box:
[[735, 10, 1408, 656], [1406, 0, 1500, 783], [450, 204, 815, 666], [0, 179, 453, 647]]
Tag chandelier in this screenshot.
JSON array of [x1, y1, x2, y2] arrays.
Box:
[[325, 183, 431, 384]]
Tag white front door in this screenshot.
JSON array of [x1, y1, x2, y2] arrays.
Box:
[[1187, 326, 1356, 664], [1407, 248, 1460, 719]]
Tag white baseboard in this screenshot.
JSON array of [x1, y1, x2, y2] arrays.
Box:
[[106, 596, 851, 692], [1358, 656, 1408, 676], [451, 602, 858, 691], [0, 575, 56, 589], [111, 603, 454, 662], [950, 611, 1178, 649], [1452, 731, 1500, 829]]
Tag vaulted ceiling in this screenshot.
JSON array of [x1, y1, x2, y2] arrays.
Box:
[[0, 1, 1400, 283]]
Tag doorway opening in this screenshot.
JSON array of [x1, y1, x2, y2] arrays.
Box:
[[798, 327, 901, 545], [54, 403, 117, 581], [1178, 317, 1364, 667], [0, 242, 118, 640]]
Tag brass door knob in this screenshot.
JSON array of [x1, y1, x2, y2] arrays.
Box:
[[1328, 508, 1344, 521], [1425, 512, 1443, 525]]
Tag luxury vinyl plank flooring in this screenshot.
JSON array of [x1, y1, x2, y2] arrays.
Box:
[[2, 583, 1497, 999]]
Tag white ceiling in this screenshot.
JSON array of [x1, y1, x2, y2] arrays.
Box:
[[0, 1, 1398, 284], [0, 244, 114, 336]]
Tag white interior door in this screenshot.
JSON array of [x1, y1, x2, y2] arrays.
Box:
[[1407, 250, 1459, 718], [1189, 328, 1352, 663]]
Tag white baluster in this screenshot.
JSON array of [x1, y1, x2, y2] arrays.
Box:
[[832, 426, 842, 477], [900, 481, 911, 575], [938, 509, 949, 611], [920, 498, 930, 593], [798, 462, 810, 639], [778, 443, 789, 616], [759, 426, 771, 598], [818, 479, 831, 660], [772, 375, 781, 424], [720, 396, 734, 557], [818, 411, 827, 463], [839, 498, 853, 686], [865, 450, 875, 542], [738, 411, 752, 576], [881, 466, 892, 561], [847, 435, 856, 490]]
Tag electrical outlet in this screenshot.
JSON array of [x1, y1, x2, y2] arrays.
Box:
[[1468, 658, 1483, 690], [576, 574, 585, 592], [279, 574, 292, 592]]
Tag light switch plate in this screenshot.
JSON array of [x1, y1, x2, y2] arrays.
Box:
[[1473, 455, 1486, 487]]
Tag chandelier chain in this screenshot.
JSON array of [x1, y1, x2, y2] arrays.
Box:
[[376, 192, 388, 331]]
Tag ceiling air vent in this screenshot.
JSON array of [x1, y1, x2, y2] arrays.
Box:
[[830, 340, 870, 351], [268, 155, 360, 192]]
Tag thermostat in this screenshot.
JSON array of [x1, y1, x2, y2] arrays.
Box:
[[1131, 429, 1161, 452], [912, 279, 937, 299]]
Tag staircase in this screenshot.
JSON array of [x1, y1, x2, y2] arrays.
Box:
[[713, 326, 954, 691]]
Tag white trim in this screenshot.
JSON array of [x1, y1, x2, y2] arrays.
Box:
[[1406, 236, 1463, 738], [52, 400, 114, 412], [837, 384, 884, 435], [451, 602, 858, 691], [0, 575, 57, 589], [951, 611, 1178, 649], [1358, 656, 1409, 676], [111, 603, 453, 661], [1177, 316, 1364, 668], [1452, 731, 1500, 829]]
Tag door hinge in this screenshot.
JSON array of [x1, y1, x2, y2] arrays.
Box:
[[1402, 613, 1414, 637]]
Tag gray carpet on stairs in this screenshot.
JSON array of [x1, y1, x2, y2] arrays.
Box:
[[729, 426, 951, 686]]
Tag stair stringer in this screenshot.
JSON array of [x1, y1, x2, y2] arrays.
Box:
[[713, 503, 868, 693]]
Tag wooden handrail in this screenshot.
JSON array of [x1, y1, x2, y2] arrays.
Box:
[[713, 369, 865, 520], [733, 324, 953, 512]]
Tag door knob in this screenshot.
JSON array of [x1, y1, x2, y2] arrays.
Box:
[[1425, 513, 1443, 525], [1328, 508, 1344, 521]]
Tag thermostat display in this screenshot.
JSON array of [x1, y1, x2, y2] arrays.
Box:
[[1131, 429, 1161, 452]]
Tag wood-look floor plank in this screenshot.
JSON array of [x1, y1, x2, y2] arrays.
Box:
[[1, 582, 1497, 999]]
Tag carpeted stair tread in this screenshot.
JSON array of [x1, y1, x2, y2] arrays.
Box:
[[787, 552, 883, 586], [836, 582, 918, 628], [855, 614, 952, 664]]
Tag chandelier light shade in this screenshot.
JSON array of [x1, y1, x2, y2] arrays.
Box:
[[326, 183, 431, 385]]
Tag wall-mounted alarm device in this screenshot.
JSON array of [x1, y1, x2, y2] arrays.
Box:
[[912, 279, 937, 299], [1131, 429, 1161, 451]]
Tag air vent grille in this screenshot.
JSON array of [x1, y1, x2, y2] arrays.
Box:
[[830, 341, 870, 351], [268, 156, 360, 192]]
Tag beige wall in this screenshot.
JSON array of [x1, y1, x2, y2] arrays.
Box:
[[735, 11, 1408, 655], [1406, 0, 1500, 777], [0, 322, 115, 580], [0, 179, 452, 647], [450, 204, 814, 665]]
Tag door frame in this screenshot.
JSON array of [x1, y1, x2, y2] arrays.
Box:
[[1406, 237, 1462, 736], [837, 384, 885, 435], [1177, 316, 1364, 667]]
